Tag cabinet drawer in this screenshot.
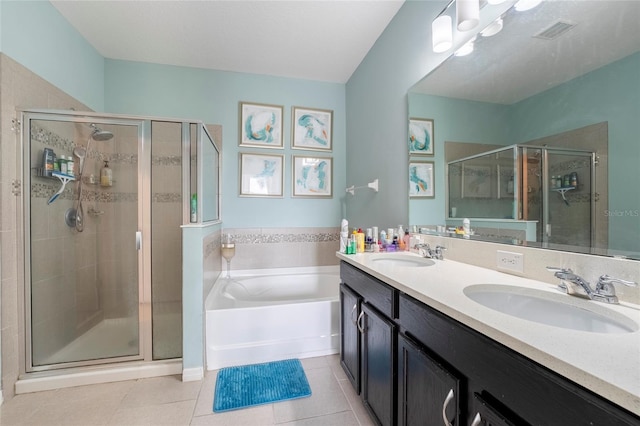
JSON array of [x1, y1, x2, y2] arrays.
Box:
[[341, 261, 396, 318]]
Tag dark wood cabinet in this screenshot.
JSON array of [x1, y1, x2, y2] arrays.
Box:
[[340, 283, 360, 392], [339, 261, 640, 426], [397, 332, 461, 426], [361, 302, 396, 426]]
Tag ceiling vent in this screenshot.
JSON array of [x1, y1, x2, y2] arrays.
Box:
[[533, 20, 576, 40]]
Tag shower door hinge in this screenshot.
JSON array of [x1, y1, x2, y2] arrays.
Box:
[[594, 156, 600, 166], [11, 179, 21, 196], [11, 118, 21, 134]]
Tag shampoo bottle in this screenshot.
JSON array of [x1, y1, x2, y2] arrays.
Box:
[[100, 161, 113, 187]]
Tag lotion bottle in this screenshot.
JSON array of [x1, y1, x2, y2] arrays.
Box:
[[100, 161, 113, 187]]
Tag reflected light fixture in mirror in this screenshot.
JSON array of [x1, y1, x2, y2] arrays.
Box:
[[457, 0, 480, 31], [487, 0, 507, 4], [515, 0, 542, 12], [455, 36, 476, 56], [432, 15, 453, 53], [480, 17, 504, 37]]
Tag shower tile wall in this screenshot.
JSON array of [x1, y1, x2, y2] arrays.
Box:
[[0, 54, 92, 399], [29, 122, 102, 366]]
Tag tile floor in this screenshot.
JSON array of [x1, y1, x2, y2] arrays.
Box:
[[0, 355, 375, 426]]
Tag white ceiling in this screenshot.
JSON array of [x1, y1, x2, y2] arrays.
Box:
[[411, 1, 640, 104], [50, 0, 405, 84]]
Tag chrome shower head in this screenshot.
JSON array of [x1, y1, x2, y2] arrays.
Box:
[[89, 123, 114, 141]]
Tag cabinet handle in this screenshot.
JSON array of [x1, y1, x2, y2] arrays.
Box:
[[470, 412, 482, 426], [442, 389, 454, 426], [357, 311, 365, 333], [351, 304, 357, 325]]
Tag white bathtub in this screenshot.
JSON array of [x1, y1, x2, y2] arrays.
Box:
[[205, 265, 340, 370]]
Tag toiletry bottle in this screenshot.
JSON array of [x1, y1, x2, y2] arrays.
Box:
[[52, 153, 60, 173], [563, 174, 570, 188], [463, 218, 471, 235], [507, 174, 514, 194], [356, 228, 365, 253], [59, 155, 67, 174], [100, 161, 113, 187], [570, 172, 578, 188], [403, 230, 410, 251], [67, 155, 75, 177], [43, 148, 55, 176], [190, 194, 197, 222]]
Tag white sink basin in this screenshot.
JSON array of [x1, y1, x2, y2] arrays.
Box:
[[371, 254, 435, 268], [464, 284, 638, 334]]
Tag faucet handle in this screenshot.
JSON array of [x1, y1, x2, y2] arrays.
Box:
[[434, 245, 447, 260], [597, 275, 638, 288], [546, 266, 572, 274], [593, 275, 637, 304]]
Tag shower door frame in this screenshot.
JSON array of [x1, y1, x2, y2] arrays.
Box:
[[19, 110, 151, 373]]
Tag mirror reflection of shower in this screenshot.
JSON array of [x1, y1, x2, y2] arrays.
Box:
[[66, 123, 113, 232]]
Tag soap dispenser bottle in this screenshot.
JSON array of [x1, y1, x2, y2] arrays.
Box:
[[100, 160, 113, 187]]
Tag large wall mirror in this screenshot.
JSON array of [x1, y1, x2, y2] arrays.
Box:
[[408, 0, 640, 260]]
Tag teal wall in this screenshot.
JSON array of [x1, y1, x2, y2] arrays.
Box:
[[408, 93, 511, 224], [509, 53, 640, 252], [105, 59, 346, 228], [0, 0, 104, 110], [344, 0, 511, 231], [409, 53, 640, 253]]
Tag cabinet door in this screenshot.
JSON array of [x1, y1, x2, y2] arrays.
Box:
[[340, 283, 360, 393], [398, 333, 461, 426], [362, 302, 396, 426]]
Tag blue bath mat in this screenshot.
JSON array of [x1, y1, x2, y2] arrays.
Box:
[[213, 358, 311, 412]]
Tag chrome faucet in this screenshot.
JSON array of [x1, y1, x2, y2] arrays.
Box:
[[414, 243, 446, 260], [546, 267, 638, 304], [414, 243, 433, 258]]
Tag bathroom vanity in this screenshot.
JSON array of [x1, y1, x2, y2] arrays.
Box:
[[337, 253, 640, 426]]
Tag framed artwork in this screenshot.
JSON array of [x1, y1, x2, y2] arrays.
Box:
[[239, 102, 284, 149], [409, 118, 434, 155], [291, 106, 333, 151], [292, 156, 333, 197], [409, 161, 435, 198], [462, 165, 492, 198], [239, 152, 284, 197]]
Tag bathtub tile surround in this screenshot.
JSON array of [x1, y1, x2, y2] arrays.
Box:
[[414, 234, 640, 304], [223, 227, 340, 270]]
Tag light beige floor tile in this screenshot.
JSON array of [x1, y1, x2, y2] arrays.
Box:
[[299, 356, 329, 371], [21, 396, 122, 426], [280, 410, 359, 426], [337, 379, 375, 426], [190, 405, 275, 426], [272, 366, 350, 423], [326, 354, 349, 381], [193, 370, 218, 417], [109, 399, 195, 426], [120, 375, 202, 408]]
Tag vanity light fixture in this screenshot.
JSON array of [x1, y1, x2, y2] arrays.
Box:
[[432, 15, 453, 53], [515, 0, 542, 12], [487, 0, 507, 4], [480, 17, 504, 37], [456, 0, 480, 31]]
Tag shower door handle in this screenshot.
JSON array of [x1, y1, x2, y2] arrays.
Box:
[[136, 231, 142, 251]]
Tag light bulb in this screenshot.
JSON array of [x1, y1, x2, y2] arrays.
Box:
[[457, 0, 480, 32], [432, 15, 453, 53]]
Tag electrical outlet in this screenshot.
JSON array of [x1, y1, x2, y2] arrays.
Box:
[[496, 250, 524, 274]]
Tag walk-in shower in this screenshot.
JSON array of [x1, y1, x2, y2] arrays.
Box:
[[447, 144, 597, 247], [18, 109, 219, 379]]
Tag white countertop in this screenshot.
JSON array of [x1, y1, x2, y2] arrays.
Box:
[[337, 251, 640, 416]]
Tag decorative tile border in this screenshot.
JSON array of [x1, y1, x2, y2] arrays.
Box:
[[223, 231, 339, 244]]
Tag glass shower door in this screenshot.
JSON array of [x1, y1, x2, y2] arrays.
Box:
[[25, 114, 144, 370], [544, 149, 594, 249]]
